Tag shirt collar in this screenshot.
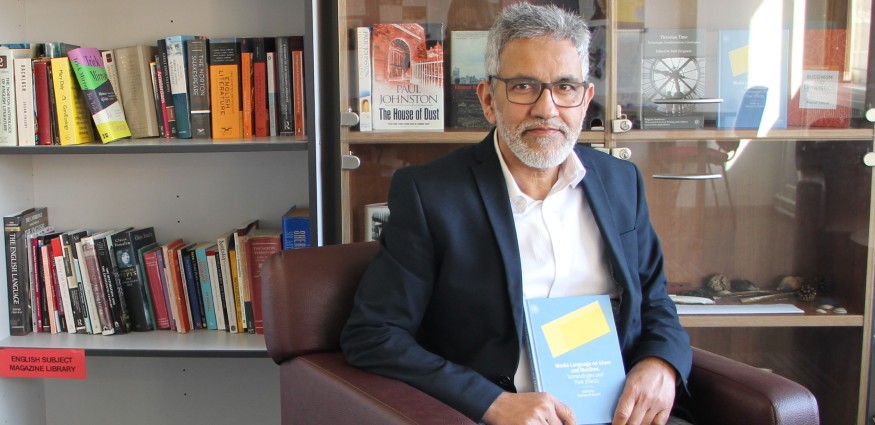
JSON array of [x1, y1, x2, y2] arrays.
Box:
[[494, 133, 587, 214]]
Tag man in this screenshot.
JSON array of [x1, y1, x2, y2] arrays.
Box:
[[341, 3, 692, 425]]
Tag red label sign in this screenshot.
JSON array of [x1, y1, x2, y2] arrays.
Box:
[[0, 348, 86, 379]]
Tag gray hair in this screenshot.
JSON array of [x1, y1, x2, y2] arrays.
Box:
[[484, 3, 591, 82]]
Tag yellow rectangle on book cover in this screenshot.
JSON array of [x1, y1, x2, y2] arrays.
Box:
[[541, 300, 610, 358]]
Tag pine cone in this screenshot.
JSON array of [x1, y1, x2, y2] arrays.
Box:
[[706, 274, 731, 293], [796, 285, 817, 302]]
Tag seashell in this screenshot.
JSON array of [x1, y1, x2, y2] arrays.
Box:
[[777, 275, 803, 291], [706, 274, 731, 292], [833, 307, 847, 314], [815, 309, 828, 314], [731, 279, 759, 292], [817, 304, 834, 310]]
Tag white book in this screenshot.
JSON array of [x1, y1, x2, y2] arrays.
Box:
[[0, 48, 24, 146], [206, 251, 226, 331], [101, 50, 124, 107], [13, 57, 36, 146], [216, 232, 239, 333], [356, 27, 373, 131], [75, 239, 103, 334], [266, 51, 277, 137], [53, 250, 76, 333]]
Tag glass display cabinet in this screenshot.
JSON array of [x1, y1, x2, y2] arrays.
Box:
[[329, 0, 873, 423]]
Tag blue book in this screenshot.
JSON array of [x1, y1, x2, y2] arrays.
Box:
[[524, 295, 626, 425], [180, 243, 204, 329], [164, 35, 205, 138], [281, 206, 310, 250], [193, 242, 218, 330]]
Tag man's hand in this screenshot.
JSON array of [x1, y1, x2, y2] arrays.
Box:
[[612, 357, 677, 425], [482, 391, 575, 425]]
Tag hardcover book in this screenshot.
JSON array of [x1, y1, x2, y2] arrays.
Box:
[[165, 35, 206, 138], [640, 29, 706, 129], [449, 30, 490, 129], [253, 38, 270, 137], [156, 39, 177, 137], [209, 38, 243, 139], [787, 29, 851, 128], [32, 59, 55, 145], [371, 23, 444, 130], [142, 246, 172, 330], [524, 295, 626, 424], [186, 39, 211, 138], [245, 228, 282, 334], [716, 29, 789, 129], [113, 45, 161, 138], [363, 202, 389, 242], [50, 57, 96, 145], [67, 47, 131, 143], [79, 230, 117, 335], [4, 207, 49, 335], [281, 206, 310, 250], [94, 228, 132, 334], [355, 27, 373, 131], [110, 227, 157, 332]]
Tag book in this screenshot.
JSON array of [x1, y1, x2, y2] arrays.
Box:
[[67, 47, 131, 143], [232, 219, 259, 332], [523, 295, 626, 424], [292, 49, 306, 136], [50, 57, 96, 145], [363, 202, 389, 242], [73, 234, 102, 334], [94, 228, 132, 334], [0, 47, 33, 146], [216, 226, 245, 333], [66, 230, 94, 334], [180, 242, 205, 329], [113, 45, 161, 138], [253, 38, 270, 137], [165, 35, 206, 139], [58, 230, 90, 334], [13, 56, 38, 146], [787, 29, 851, 128], [31, 230, 60, 332], [110, 227, 157, 332], [193, 241, 219, 330], [156, 39, 177, 138], [161, 238, 190, 332], [4, 207, 49, 335], [79, 230, 116, 335], [101, 50, 124, 107], [40, 42, 78, 59], [149, 61, 164, 137], [206, 246, 228, 331], [142, 246, 172, 330], [209, 38, 243, 139], [716, 29, 789, 129], [186, 38, 211, 138], [355, 27, 373, 131], [266, 50, 278, 136], [240, 38, 255, 137], [448, 30, 490, 129], [49, 236, 77, 333], [640, 29, 706, 129], [46, 59, 61, 144], [245, 229, 282, 334], [370, 23, 444, 131], [281, 206, 310, 249], [41, 238, 64, 332], [274, 36, 301, 136], [32, 59, 54, 145]]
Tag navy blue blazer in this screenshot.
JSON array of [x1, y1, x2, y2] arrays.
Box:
[[341, 131, 692, 422]]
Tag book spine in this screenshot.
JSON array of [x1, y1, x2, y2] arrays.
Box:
[[282, 217, 310, 250], [181, 249, 205, 329], [165, 36, 194, 138], [168, 245, 191, 332], [209, 39, 242, 138], [45, 242, 65, 332], [216, 237, 239, 333], [149, 60, 165, 137], [275, 37, 293, 136], [14, 57, 37, 146], [246, 235, 281, 334], [100, 50, 124, 107], [50, 57, 95, 145], [33, 60, 54, 145], [113, 45, 160, 139], [94, 236, 129, 334], [4, 208, 49, 335], [266, 52, 278, 137], [29, 237, 45, 332], [240, 38, 254, 137], [195, 248, 218, 330], [51, 237, 75, 333], [234, 234, 253, 333], [0, 50, 18, 146], [156, 40, 177, 138], [228, 248, 244, 332], [83, 238, 115, 335], [144, 250, 171, 330], [45, 62, 61, 144], [155, 248, 175, 330], [253, 38, 269, 137], [207, 250, 228, 331], [186, 39, 211, 138], [111, 234, 151, 332], [59, 233, 87, 333], [75, 240, 102, 334], [67, 47, 131, 143], [291, 49, 305, 136], [356, 27, 372, 132]]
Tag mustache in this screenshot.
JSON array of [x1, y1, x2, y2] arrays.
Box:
[[518, 120, 571, 136]]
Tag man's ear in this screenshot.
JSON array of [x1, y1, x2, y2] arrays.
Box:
[[477, 79, 497, 125]]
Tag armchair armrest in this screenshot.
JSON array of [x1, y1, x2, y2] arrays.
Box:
[[678, 347, 819, 425], [281, 352, 475, 425]]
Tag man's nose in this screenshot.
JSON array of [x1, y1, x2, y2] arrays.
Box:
[[530, 86, 559, 118]]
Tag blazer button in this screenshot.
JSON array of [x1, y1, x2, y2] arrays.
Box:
[[497, 376, 512, 386]]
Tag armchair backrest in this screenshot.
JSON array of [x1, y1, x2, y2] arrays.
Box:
[[262, 241, 380, 363]]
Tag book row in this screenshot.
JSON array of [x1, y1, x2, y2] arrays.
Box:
[[0, 36, 307, 147], [3, 206, 310, 336]]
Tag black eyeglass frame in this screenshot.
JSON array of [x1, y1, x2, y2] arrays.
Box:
[[488, 75, 590, 107]]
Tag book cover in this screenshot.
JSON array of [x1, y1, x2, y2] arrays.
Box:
[[449, 30, 490, 129], [524, 295, 626, 424], [180, 242, 205, 329], [253, 38, 270, 137], [79, 230, 117, 335], [371, 23, 444, 130], [266, 51, 278, 136], [156, 39, 177, 137], [241, 38, 255, 137], [67, 47, 132, 143], [716, 29, 789, 129], [355, 27, 373, 131], [787, 29, 851, 128], [101, 50, 124, 107], [31, 230, 60, 332], [32, 59, 54, 145], [50, 236, 77, 333], [186, 38, 211, 138], [640, 29, 706, 129], [193, 241, 219, 330], [292, 49, 306, 136], [209, 38, 243, 139], [94, 228, 132, 334], [216, 228, 242, 333], [109, 229, 150, 332], [4, 207, 49, 335], [59, 230, 89, 334], [113, 44, 161, 138], [142, 246, 172, 330], [50, 57, 96, 145], [13, 56, 38, 146], [161, 238, 189, 332], [206, 246, 228, 330], [363, 202, 389, 242], [0, 47, 33, 146], [165, 35, 206, 139], [232, 220, 259, 332], [73, 235, 103, 334], [148, 61, 164, 137], [245, 229, 281, 334], [274, 36, 297, 136], [281, 206, 310, 250]]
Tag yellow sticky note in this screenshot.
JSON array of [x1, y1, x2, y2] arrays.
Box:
[[728, 45, 749, 77], [541, 300, 610, 358]]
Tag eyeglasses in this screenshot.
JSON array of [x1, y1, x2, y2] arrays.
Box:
[[489, 75, 588, 107]]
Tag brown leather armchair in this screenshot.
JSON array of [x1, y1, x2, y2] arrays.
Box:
[[262, 241, 820, 425]]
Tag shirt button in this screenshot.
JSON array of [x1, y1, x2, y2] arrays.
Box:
[[497, 376, 512, 386]]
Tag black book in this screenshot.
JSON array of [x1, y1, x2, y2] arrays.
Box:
[[93, 228, 132, 334], [109, 227, 156, 332]]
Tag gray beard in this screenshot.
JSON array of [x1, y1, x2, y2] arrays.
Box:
[[496, 113, 580, 169]]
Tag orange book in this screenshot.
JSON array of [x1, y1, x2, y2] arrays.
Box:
[[240, 38, 254, 137], [162, 238, 190, 333], [209, 38, 242, 138]]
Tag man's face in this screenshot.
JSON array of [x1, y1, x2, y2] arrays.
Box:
[[477, 37, 594, 169]]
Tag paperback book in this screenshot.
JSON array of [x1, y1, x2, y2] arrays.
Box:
[[640, 29, 706, 129], [370, 23, 444, 130], [524, 295, 626, 424], [67, 47, 131, 143], [448, 30, 490, 129], [787, 29, 851, 128]]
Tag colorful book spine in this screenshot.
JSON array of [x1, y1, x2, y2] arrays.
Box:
[[186, 39, 211, 138], [292, 49, 306, 136], [143, 248, 172, 330], [266, 51, 278, 136], [156, 39, 177, 138], [356, 27, 372, 132], [240, 38, 255, 137], [253, 38, 269, 137], [33, 59, 54, 145], [3, 207, 49, 335], [67, 47, 131, 143], [209, 38, 243, 139], [165, 35, 203, 139], [50, 57, 95, 145], [194, 243, 218, 330], [282, 206, 310, 249]]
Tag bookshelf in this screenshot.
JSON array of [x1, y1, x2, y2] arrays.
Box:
[[325, 0, 875, 423], [0, 0, 314, 423]]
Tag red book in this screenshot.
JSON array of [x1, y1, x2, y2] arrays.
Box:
[[163, 239, 191, 333], [32, 59, 54, 145], [253, 38, 269, 136], [143, 248, 171, 330], [787, 29, 851, 128], [245, 229, 281, 334], [291, 49, 305, 136]]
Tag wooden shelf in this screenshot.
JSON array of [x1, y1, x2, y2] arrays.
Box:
[[614, 128, 873, 142], [0, 137, 308, 154], [0, 331, 268, 357], [680, 313, 864, 328]]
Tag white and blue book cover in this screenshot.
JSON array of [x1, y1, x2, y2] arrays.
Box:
[[717, 29, 789, 129], [524, 295, 626, 425]]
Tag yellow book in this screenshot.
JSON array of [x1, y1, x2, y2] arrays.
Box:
[[50, 57, 95, 145], [209, 38, 242, 139], [229, 248, 244, 332]]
